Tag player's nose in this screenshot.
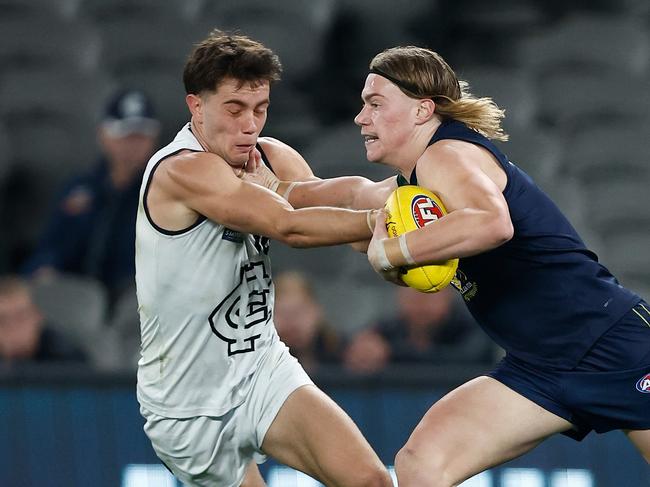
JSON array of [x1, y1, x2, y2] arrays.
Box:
[[354, 106, 369, 126]]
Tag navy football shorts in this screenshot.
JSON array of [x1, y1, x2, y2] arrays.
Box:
[[489, 301, 650, 441]]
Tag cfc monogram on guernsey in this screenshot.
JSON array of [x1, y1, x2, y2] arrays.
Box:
[[210, 260, 272, 355]]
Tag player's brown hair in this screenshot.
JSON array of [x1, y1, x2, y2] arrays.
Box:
[[370, 46, 508, 141], [183, 29, 282, 95]]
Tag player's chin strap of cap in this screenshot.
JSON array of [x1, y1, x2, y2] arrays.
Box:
[[369, 68, 421, 96]]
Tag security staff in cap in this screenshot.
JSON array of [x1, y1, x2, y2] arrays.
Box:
[[23, 89, 161, 303]]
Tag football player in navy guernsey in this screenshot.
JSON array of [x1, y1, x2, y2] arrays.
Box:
[[135, 29, 393, 487], [249, 46, 649, 484]]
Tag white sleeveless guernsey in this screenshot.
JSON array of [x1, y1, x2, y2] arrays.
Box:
[[136, 123, 278, 418]]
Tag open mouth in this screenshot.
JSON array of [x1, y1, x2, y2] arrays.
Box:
[[363, 135, 378, 144]]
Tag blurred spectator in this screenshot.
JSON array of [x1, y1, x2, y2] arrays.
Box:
[[344, 286, 494, 374], [274, 271, 342, 372], [22, 88, 161, 303], [0, 275, 87, 365]]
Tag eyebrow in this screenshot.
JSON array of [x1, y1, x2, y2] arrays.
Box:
[[223, 99, 270, 108], [361, 92, 385, 102]]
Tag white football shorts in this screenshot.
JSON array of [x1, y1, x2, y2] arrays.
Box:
[[140, 341, 313, 487]]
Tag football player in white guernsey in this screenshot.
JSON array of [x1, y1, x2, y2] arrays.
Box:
[[135, 30, 393, 487]]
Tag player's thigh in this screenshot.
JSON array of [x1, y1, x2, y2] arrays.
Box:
[[261, 384, 388, 486], [397, 376, 574, 484], [625, 429, 650, 463]]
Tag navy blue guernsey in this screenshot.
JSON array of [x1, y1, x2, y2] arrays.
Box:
[[398, 120, 640, 369]]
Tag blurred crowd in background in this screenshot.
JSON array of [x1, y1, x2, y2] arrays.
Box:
[[0, 0, 649, 373]]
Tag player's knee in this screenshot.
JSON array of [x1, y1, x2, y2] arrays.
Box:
[[395, 443, 452, 487]]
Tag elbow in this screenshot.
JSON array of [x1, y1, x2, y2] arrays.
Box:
[[283, 233, 312, 248], [273, 217, 312, 248], [487, 214, 514, 248]]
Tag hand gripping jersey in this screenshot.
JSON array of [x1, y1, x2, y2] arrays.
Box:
[[398, 119, 640, 369], [136, 123, 279, 417]]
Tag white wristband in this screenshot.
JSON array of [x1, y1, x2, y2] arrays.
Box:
[[398, 234, 415, 265], [282, 181, 298, 201], [366, 210, 374, 232], [269, 179, 280, 193], [374, 239, 394, 271]]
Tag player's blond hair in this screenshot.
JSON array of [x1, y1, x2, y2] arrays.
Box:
[[370, 46, 508, 141]]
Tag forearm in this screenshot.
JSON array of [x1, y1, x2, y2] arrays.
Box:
[[387, 209, 513, 267], [278, 176, 370, 209], [282, 207, 374, 247]]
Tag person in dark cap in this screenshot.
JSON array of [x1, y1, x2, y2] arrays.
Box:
[[22, 88, 161, 303]]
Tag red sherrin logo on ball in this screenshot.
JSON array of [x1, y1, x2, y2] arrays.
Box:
[[636, 373, 650, 393], [411, 195, 443, 228]]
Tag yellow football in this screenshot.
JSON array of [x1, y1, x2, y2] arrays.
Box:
[[384, 185, 459, 293]]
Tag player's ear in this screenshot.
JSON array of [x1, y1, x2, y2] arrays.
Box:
[[415, 99, 436, 125], [186, 94, 203, 120]]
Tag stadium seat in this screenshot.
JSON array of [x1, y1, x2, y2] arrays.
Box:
[[582, 179, 650, 236], [458, 66, 538, 131], [0, 125, 12, 191], [270, 241, 356, 281], [0, 18, 101, 73], [3, 111, 99, 248], [535, 69, 650, 131], [31, 273, 117, 369], [199, 0, 336, 84], [0, 0, 78, 20], [259, 81, 322, 151], [496, 125, 562, 188], [516, 14, 650, 76], [561, 122, 650, 184], [302, 123, 395, 181], [94, 18, 197, 78], [313, 276, 397, 334], [77, 0, 198, 22], [448, 0, 547, 32], [105, 285, 141, 371], [0, 68, 113, 125]]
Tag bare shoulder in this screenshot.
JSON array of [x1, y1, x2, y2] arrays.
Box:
[[154, 150, 237, 198], [426, 139, 487, 168], [421, 139, 506, 188], [258, 136, 315, 181]]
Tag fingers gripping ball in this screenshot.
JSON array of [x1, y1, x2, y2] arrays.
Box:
[[384, 185, 459, 292]]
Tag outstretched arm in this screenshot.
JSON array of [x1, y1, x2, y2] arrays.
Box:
[[247, 137, 398, 210], [152, 150, 374, 248]]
